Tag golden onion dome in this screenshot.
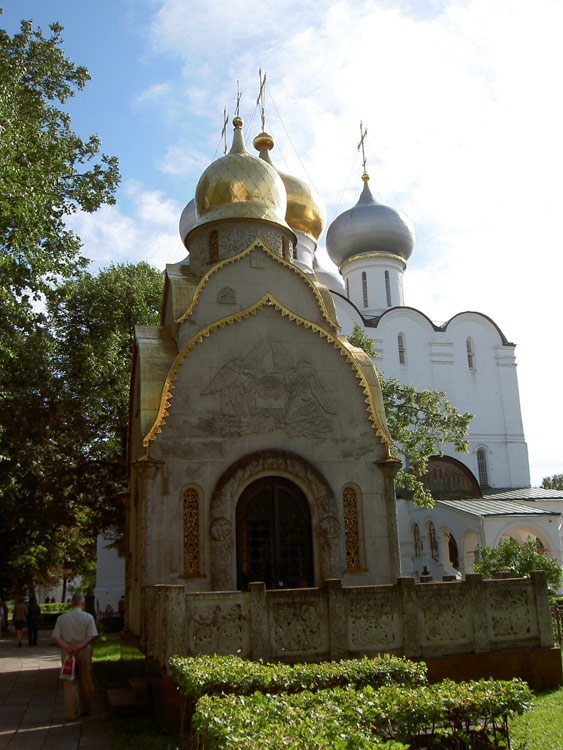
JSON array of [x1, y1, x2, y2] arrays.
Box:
[[194, 117, 290, 230], [253, 131, 326, 241]]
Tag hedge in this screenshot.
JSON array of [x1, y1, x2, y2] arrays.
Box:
[[193, 679, 532, 749], [169, 653, 427, 701]]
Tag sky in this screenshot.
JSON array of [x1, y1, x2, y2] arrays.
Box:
[[3, 0, 562, 487]]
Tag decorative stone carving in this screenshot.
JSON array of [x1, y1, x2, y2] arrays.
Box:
[[191, 604, 245, 655], [218, 286, 236, 304], [200, 341, 334, 437], [348, 590, 397, 648], [273, 599, 321, 653], [491, 589, 531, 637], [418, 591, 467, 641], [319, 516, 339, 538], [210, 517, 232, 541], [343, 487, 360, 570]]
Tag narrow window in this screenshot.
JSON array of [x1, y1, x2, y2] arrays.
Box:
[[343, 487, 361, 570], [183, 487, 200, 575], [476, 448, 489, 487], [413, 524, 422, 557], [385, 270, 392, 307], [346, 278, 350, 299], [209, 230, 219, 263], [362, 272, 368, 308], [466, 337, 475, 370], [429, 522, 439, 561], [398, 333, 406, 365]]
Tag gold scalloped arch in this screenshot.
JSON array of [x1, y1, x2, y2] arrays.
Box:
[[175, 238, 339, 331], [143, 292, 392, 455]]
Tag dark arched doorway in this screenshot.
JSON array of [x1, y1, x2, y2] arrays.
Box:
[[236, 477, 314, 590]]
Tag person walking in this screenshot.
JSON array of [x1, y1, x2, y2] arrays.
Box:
[[52, 593, 98, 720], [12, 595, 27, 647], [26, 595, 41, 646]]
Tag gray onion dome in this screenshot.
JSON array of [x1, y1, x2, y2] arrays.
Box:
[[313, 256, 345, 293], [326, 177, 415, 269]]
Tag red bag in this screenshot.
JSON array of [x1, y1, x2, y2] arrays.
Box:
[[59, 655, 75, 680]]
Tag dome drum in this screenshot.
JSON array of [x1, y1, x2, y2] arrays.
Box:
[[186, 218, 295, 277]]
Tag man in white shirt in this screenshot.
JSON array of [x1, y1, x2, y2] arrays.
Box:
[[52, 593, 98, 720]]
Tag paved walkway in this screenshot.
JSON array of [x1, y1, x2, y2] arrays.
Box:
[[0, 631, 113, 749]]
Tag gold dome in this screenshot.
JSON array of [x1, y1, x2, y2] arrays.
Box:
[[194, 118, 290, 230], [253, 131, 326, 241]]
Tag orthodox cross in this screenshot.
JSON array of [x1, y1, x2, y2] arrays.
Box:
[[234, 81, 242, 118], [357, 121, 368, 176], [256, 68, 267, 130], [221, 107, 229, 154]]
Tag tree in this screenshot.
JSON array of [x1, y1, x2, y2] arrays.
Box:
[[474, 538, 562, 597], [542, 474, 563, 490], [348, 323, 473, 507], [0, 17, 119, 365], [0, 263, 163, 596]]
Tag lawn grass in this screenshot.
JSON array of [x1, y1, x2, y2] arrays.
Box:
[[509, 685, 563, 749], [92, 636, 179, 750]]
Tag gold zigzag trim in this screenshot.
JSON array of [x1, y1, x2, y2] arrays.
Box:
[[175, 237, 339, 331], [143, 293, 392, 454]]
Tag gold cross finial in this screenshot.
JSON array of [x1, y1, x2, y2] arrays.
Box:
[[234, 81, 242, 118], [256, 68, 267, 131], [357, 121, 369, 180], [221, 107, 229, 154]]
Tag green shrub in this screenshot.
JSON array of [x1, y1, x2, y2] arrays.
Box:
[[169, 653, 427, 702], [193, 679, 532, 749]]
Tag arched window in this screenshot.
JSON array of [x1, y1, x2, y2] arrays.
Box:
[[398, 333, 406, 365], [476, 448, 489, 487], [429, 522, 439, 561], [413, 524, 422, 557], [362, 271, 368, 308], [448, 533, 460, 569], [385, 270, 392, 307], [183, 487, 200, 576], [466, 337, 476, 370]]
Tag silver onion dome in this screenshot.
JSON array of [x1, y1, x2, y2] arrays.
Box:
[[313, 256, 345, 293], [179, 198, 197, 248], [326, 177, 415, 269]]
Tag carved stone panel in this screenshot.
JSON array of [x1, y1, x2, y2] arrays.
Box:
[[189, 603, 246, 655], [490, 588, 532, 638], [272, 598, 322, 654], [200, 341, 335, 438], [418, 590, 468, 643], [218, 286, 236, 304], [347, 589, 398, 649]]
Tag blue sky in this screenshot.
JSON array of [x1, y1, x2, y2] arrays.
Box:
[[3, 0, 563, 485]]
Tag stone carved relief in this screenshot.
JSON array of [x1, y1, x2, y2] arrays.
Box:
[[419, 592, 467, 641], [491, 590, 531, 637], [191, 604, 245, 655], [209, 450, 341, 590], [218, 286, 236, 304], [273, 600, 321, 653], [200, 341, 334, 437], [319, 516, 339, 538], [210, 517, 232, 541], [348, 591, 397, 648]]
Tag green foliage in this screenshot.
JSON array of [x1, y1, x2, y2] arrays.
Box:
[[0, 17, 119, 363], [474, 538, 562, 595], [169, 653, 427, 702], [193, 679, 532, 749], [0, 262, 163, 594], [542, 473, 563, 490], [348, 324, 472, 507]]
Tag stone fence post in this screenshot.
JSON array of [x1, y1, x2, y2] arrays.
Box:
[[249, 582, 270, 660], [326, 579, 346, 660], [531, 570, 555, 648], [466, 573, 490, 653], [397, 577, 420, 658]]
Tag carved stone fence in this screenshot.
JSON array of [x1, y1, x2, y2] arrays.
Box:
[[141, 572, 554, 671]]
